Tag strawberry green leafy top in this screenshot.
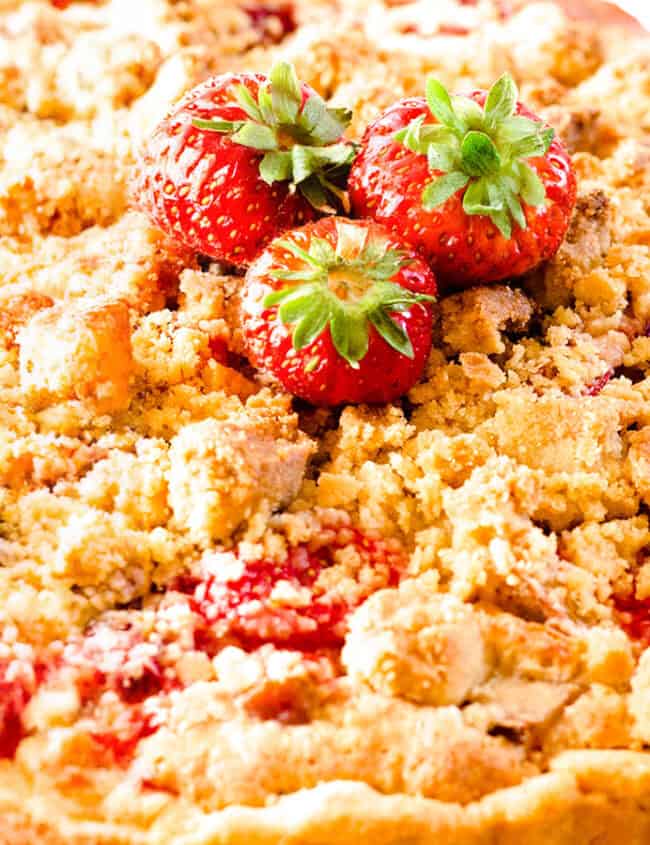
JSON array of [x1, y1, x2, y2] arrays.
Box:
[[395, 73, 555, 238], [193, 62, 355, 212], [265, 222, 435, 368]]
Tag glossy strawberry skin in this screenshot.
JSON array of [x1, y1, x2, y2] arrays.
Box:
[[241, 217, 437, 406], [349, 93, 577, 289], [133, 73, 316, 266]]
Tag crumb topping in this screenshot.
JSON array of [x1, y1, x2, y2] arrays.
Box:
[[1, 0, 650, 841]]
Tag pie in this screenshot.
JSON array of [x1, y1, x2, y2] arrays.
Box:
[[1, 0, 650, 843]]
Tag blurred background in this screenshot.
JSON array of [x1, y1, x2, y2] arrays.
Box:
[[617, 0, 650, 27]]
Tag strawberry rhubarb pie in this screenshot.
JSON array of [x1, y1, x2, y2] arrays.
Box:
[[1, 0, 650, 842]]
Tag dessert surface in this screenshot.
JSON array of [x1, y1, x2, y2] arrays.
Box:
[[1, 0, 650, 843]]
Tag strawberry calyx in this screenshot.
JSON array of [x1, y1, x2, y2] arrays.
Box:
[[264, 221, 436, 368], [395, 73, 555, 238], [192, 62, 355, 212]]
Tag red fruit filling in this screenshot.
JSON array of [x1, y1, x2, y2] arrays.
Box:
[[63, 619, 178, 707], [0, 663, 34, 759], [495, 0, 514, 18], [0, 532, 403, 761], [90, 710, 159, 765], [244, 3, 296, 43], [50, 0, 101, 6], [175, 532, 403, 653], [615, 594, 650, 649], [438, 23, 472, 35]]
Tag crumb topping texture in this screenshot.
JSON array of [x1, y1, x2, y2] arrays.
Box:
[[2, 1, 650, 843]]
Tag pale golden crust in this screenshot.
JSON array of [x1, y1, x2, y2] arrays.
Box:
[[2, 0, 650, 843]]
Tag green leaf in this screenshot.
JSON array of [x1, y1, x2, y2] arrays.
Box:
[[265, 282, 321, 307], [299, 176, 336, 212], [419, 123, 459, 148], [519, 162, 546, 206], [277, 286, 327, 323], [460, 131, 501, 177], [540, 127, 555, 155], [360, 247, 410, 282], [425, 77, 465, 135], [396, 116, 461, 172], [234, 84, 263, 122], [509, 127, 554, 160], [451, 96, 485, 130], [504, 190, 526, 230], [299, 94, 327, 133], [462, 177, 502, 215], [257, 83, 275, 125], [270, 61, 302, 124], [272, 269, 323, 284], [293, 303, 330, 350], [231, 121, 278, 150], [486, 177, 504, 209], [259, 150, 293, 184], [300, 95, 350, 145], [496, 117, 554, 161], [330, 305, 369, 366], [279, 295, 318, 324], [484, 73, 518, 129], [356, 239, 384, 270], [422, 171, 469, 210], [192, 117, 242, 133], [489, 209, 512, 239], [496, 115, 541, 143], [427, 142, 458, 174], [275, 237, 324, 269], [290, 143, 354, 186], [291, 146, 316, 184], [395, 114, 426, 153], [369, 310, 414, 359], [371, 281, 435, 308], [309, 237, 337, 267], [329, 107, 354, 126]]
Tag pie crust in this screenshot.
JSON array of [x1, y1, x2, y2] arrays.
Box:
[[1, 1, 650, 843]]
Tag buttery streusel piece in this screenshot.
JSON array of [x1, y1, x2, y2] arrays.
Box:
[[2, 1, 650, 844]]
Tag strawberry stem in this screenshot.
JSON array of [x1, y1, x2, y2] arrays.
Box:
[[264, 222, 435, 367], [192, 62, 356, 213], [395, 73, 555, 239]]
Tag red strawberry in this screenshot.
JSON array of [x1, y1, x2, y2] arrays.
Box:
[[349, 73, 576, 289], [241, 216, 437, 405], [134, 62, 355, 266]]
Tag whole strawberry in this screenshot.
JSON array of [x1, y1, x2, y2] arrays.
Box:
[[133, 63, 355, 266], [241, 217, 437, 406], [349, 73, 576, 288]]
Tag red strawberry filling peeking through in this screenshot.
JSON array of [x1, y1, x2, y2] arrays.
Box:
[[615, 594, 650, 649], [0, 531, 403, 762], [244, 3, 296, 44]]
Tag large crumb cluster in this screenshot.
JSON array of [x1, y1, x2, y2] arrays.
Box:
[[2, 1, 650, 843]]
